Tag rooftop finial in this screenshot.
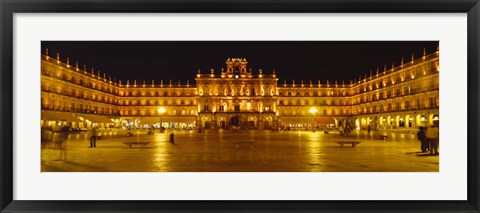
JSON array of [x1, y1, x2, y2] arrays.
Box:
[[197, 68, 201, 74], [423, 48, 427, 56], [56, 52, 60, 61], [411, 53, 415, 64], [273, 69, 276, 74], [401, 57, 404, 68], [45, 48, 49, 56]]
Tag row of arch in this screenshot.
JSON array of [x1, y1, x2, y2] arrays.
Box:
[[354, 112, 439, 130]]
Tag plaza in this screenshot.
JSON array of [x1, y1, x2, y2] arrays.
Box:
[[41, 129, 439, 172]]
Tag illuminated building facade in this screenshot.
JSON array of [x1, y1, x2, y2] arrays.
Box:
[[41, 48, 439, 131]]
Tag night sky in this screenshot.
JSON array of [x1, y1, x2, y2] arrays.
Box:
[[41, 41, 438, 83]]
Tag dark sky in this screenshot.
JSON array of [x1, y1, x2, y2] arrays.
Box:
[[41, 41, 438, 83]]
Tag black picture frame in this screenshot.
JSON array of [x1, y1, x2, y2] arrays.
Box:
[[1, 0, 479, 212]]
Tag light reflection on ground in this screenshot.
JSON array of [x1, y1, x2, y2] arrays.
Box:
[[41, 129, 439, 172]]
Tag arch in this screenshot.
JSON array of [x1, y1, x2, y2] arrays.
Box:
[[354, 118, 361, 130], [397, 115, 405, 128], [405, 114, 414, 128], [247, 115, 258, 129], [416, 114, 427, 127]]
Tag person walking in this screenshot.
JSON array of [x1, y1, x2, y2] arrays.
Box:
[[57, 125, 70, 160], [417, 127, 427, 152], [90, 126, 97, 148]]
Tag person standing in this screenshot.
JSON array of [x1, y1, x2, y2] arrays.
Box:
[[90, 126, 97, 148], [425, 124, 440, 155], [430, 124, 439, 155], [417, 127, 427, 152]]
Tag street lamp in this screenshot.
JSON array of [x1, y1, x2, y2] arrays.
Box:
[[309, 107, 318, 132], [158, 107, 166, 131]]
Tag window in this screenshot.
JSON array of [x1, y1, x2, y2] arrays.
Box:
[[234, 105, 240, 112], [219, 105, 225, 112], [204, 105, 209, 111]]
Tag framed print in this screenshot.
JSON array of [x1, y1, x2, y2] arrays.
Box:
[[1, 0, 479, 212]]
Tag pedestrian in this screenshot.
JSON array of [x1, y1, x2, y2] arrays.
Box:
[[57, 125, 70, 160], [90, 126, 97, 148], [417, 127, 427, 152], [425, 124, 439, 155], [169, 132, 175, 144]]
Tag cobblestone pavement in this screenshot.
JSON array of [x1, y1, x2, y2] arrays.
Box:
[[41, 129, 439, 172]]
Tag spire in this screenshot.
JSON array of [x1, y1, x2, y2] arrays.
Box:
[[75, 60, 79, 70], [66, 57, 70, 66], [384, 64, 387, 73], [370, 70, 372, 78], [376, 68, 379, 76], [56, 52, 60, 61], [392, 61, 395, 71], [127, 80, 129, 85], [411, 53, 415, 64], [152, 80, 155, 86], [401, 57, 404, 68], [318, 80, 321, 87]]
